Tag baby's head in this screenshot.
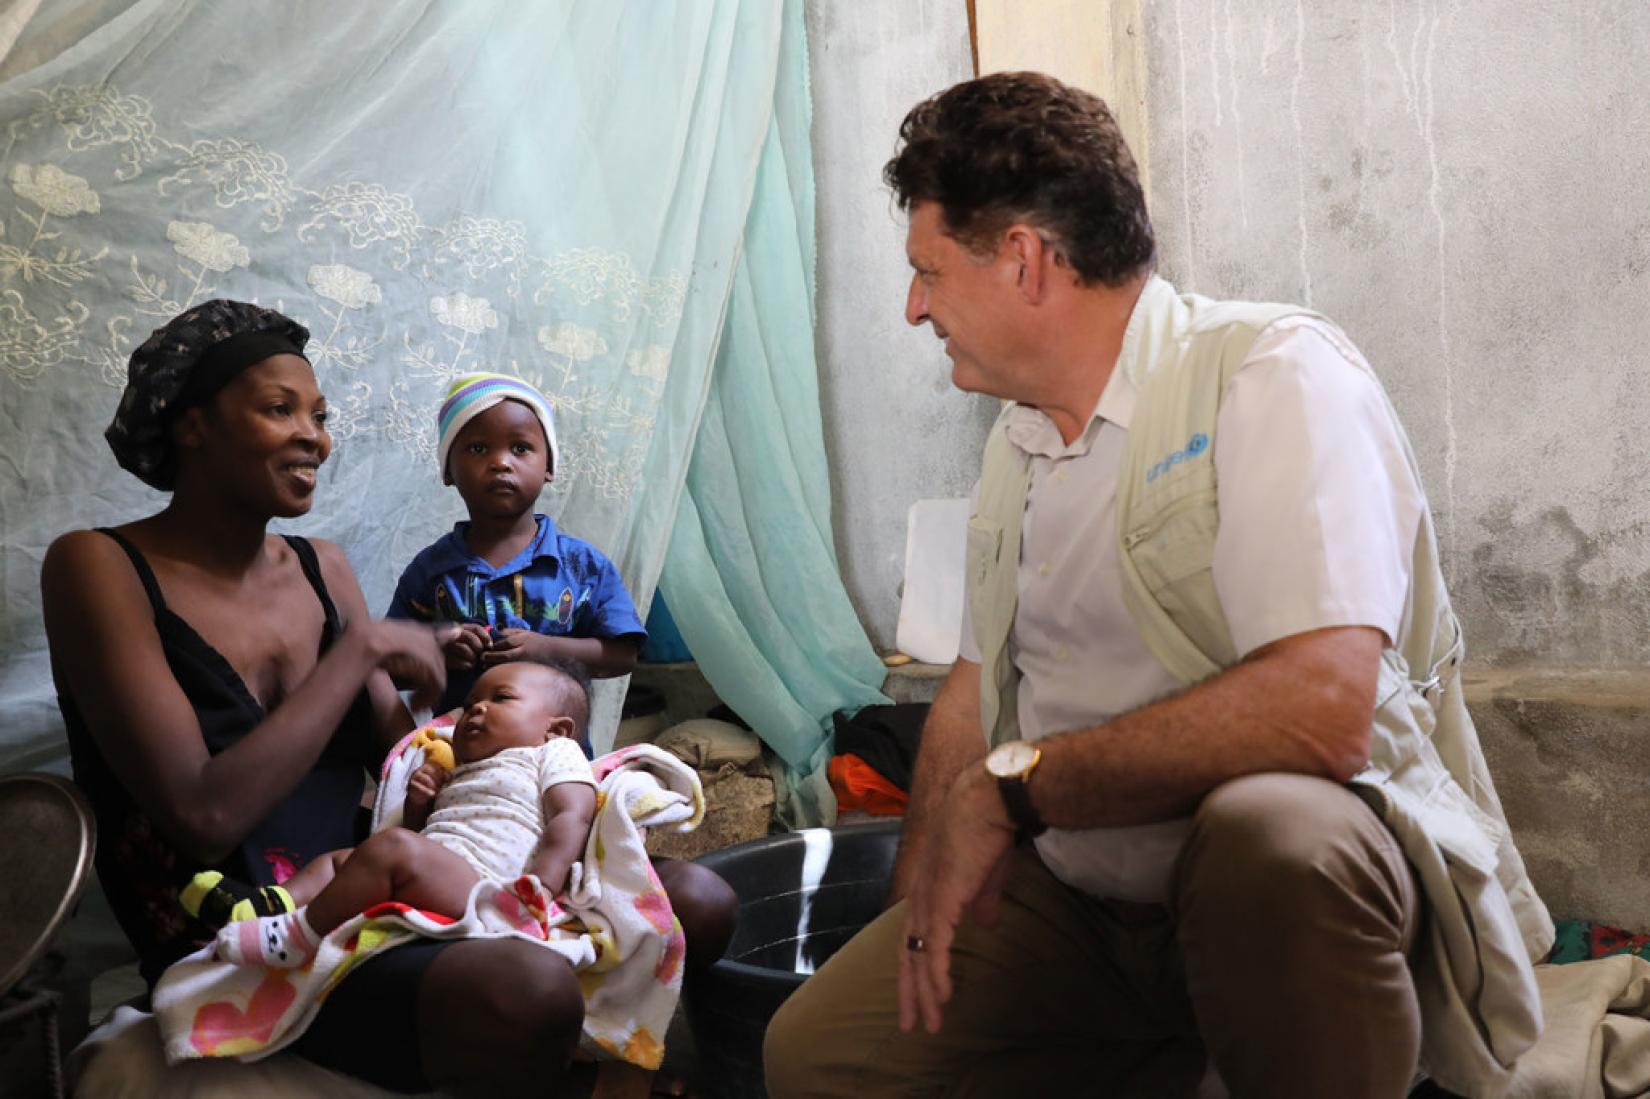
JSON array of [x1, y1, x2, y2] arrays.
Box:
[[436, 374, 560, 520], [454, 660, 590, 764]]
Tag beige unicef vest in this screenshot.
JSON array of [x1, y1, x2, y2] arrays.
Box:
[[967, 276, 1555, 1097]]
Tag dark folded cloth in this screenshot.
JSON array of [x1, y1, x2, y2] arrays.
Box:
[[831, 703, 929, 792]]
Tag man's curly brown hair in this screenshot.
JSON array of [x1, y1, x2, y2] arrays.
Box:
[[883, 72, 1154, 287]]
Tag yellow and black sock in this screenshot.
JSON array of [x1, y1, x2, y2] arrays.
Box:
[[179, 871, 295, 929]]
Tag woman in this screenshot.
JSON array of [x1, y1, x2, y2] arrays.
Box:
[[45, 300, 732, 1094]]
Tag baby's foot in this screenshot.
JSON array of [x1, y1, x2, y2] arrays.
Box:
[[214, 909, 320, 967], [180, 870, 295, 929]]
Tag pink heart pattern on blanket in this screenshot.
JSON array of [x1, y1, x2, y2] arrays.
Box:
[[158, 742, 705, 1071], [189, 971, 298, 1056]]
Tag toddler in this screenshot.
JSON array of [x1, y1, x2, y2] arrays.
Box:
[[388, 373, 646, 713]]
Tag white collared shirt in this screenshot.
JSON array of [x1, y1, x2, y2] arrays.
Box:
[[959, 315, 1424, 902]]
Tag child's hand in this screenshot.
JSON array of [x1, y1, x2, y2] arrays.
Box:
[[438, 622, 491, 672], [405, 761, 449, 817], [479, 627, 544, 665]]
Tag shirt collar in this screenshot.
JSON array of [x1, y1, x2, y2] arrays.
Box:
[[427, 513, 560, 575], [524, 513, 560, 563], [1004, 365, 1137, 460]]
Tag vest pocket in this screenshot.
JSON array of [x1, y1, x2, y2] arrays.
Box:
[[1367, 767, 1539, 1072], [1122, 486, 1218, 585], [965, 517, 1003, 585], [1365, 650, 1440, 777], [1121, 487, 1231, 664], [965, 518, 1009, 656]]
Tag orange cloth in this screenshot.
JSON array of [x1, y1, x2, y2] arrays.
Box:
[[828, 754, 908, 816]]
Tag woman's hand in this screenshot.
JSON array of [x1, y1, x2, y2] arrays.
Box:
[[362, 619, 447, 711]]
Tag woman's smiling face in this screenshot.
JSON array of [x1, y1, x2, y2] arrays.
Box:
[[182, 354, 332, 517]]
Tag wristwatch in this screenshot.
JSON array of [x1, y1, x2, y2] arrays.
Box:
[[984, 740, 1046, 837]]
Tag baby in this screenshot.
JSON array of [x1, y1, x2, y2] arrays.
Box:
[[214, 659, 596, 968]]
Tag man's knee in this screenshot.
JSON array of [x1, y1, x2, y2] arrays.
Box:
[[765, 979, 827, 1098], [765, 903, 923, 1099], [1174, 775, 1421, 1096], [1175, 772, 1408, 931]]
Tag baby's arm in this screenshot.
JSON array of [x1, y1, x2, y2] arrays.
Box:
[[530, 780, 597, 895]]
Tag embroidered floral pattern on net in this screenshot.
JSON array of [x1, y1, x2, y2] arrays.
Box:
[[1, 81, 690, 503], [158, 138, 296, 232], [9, 86, 162, 180], [0, 290, 90, 384], [0, 164, 108, 287]]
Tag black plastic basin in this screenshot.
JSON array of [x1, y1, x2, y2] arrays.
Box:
[[685, 819, 901, 1098]]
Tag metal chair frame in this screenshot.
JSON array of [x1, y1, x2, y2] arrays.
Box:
[[0, 773, 95, 1099]]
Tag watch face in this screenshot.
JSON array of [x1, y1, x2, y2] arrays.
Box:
[[988, 740, 1038, 778]]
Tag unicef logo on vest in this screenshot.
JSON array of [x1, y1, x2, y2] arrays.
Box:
[[1146, 432, 1209, 483]]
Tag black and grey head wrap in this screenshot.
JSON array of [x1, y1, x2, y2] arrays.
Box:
[[105, 299, 311, 489]]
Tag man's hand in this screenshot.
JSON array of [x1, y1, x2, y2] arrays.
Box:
[[898, 764, 1017, 1035], [437, 622, 491, 673]]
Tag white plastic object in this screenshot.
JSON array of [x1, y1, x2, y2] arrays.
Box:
[[894, 498, 971, 665]]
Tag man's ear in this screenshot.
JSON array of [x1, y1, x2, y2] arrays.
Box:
[[1002, 224, 1052, 304], [545, 714, 577, 742]]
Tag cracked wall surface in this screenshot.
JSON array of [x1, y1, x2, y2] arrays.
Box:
[[1144, 0, 1650, 669], [808, 0, 998, 651]]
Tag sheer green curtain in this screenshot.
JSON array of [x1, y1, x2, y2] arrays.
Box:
[[660, 5, 889, 827], [0, 0, 885, 812]]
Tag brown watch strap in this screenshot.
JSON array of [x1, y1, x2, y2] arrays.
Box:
[[997, 775, 1047, 837]]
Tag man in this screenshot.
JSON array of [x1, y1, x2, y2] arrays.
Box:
[[765, 72, 1552, 1098]]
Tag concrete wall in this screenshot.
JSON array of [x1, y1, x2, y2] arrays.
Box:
[[1143, 0, 1650, 669], [806, 0, 997, 652]]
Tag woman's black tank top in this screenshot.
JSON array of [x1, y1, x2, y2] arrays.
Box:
[[60, 529, 377, 988]]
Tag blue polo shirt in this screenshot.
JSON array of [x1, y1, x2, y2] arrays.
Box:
[[387, 514, 646, 712]]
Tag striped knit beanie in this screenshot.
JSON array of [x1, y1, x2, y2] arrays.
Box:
[[436, 373, 560, 480]]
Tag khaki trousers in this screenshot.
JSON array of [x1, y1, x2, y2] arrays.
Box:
[[764, 773, 1423, 1099]]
